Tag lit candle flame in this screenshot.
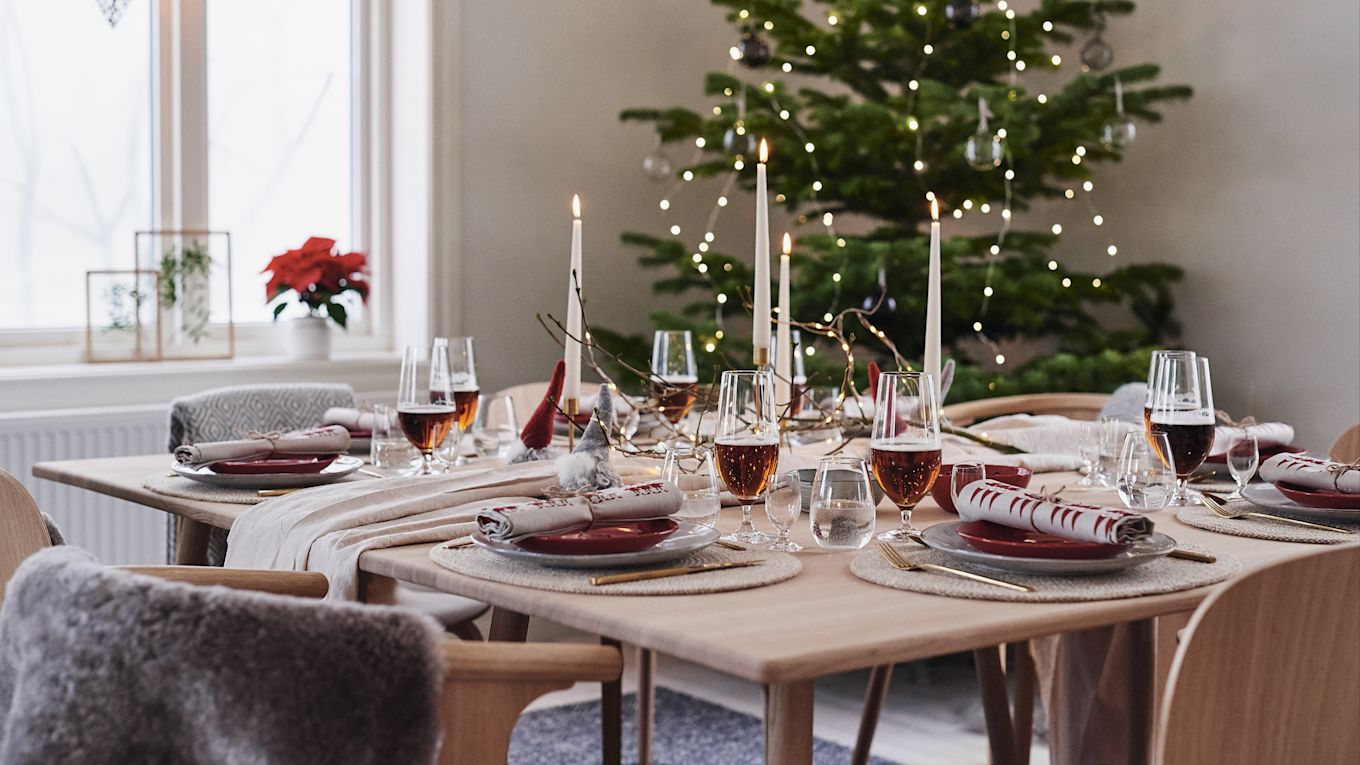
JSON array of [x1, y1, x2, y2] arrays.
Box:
[[758, 138, 769, 164], [782, 232, 792, 255], [930, 198, 939, 221], [572, 194, 581, 219]]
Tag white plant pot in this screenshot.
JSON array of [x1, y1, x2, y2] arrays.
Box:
[[289, 316, 332, 360]]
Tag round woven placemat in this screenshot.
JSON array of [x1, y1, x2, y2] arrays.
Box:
[[429, 544, 801, 596], [142, 473, 365, 505], [849, 545, 1238, 603], [1176, 501, 1360, 545]]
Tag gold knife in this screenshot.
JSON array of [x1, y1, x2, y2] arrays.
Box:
[[257, 487, 306, 497], [1168, 548, 1216, 563], [590, 560, 764, 586]]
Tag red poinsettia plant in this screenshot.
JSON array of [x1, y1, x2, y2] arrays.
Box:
[[262, 236, 369, 329]]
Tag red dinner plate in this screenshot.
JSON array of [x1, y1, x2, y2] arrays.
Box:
[[954, 521, 1130, 560], [1274, 482, 1360, 510], [1203, 443, 1303, 465], [211, 454, 340, 475], [514, 519, 680, 555]]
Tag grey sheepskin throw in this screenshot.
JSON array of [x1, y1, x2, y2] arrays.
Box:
[[0, 547, 444, 765]]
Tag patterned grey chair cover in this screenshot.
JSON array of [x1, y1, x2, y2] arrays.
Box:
[[166, 383, 356, 564]]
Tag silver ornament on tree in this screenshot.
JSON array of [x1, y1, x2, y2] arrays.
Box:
[[723, 125, 756, 157], [860, 268, 898, 313], [944, 0, 981, 28], [736, 29, 771, 68], [964, 97, 1004, 170], [1101, 77, 1137, 149], [1080, 8, 1115, 71], [641, 136, 673, 181]]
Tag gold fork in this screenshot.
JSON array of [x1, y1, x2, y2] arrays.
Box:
[[1201, 493, 1355, 535], [877, 542, 1035, 593]]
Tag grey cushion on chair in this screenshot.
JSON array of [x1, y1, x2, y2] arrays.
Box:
[[0, 546, 443, 765], [1099, 382, 1146, 424]]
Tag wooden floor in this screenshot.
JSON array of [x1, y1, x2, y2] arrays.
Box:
[[518, 617, 1049, 765]]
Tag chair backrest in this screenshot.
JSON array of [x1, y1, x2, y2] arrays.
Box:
[[0, 470, 52, 607], [942, 392, 1111, 427], [1154, 546, 1360, 765], [168, 383, 355, 450], [493, 382, 550, 431], [1331, 423, 1360, 463], [0, 546, 444, 763]]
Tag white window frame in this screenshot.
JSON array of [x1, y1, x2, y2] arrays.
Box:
[[0, 0, 400, 365]]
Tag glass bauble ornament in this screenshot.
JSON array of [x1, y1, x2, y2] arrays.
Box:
[[1080, 36, 1115, 70], [642, 149, 673, 181], [964, 131, 1004, 170], [861, 294, 898, 313], [944, 0, 981, 27], [737, 30, 771, 68], [723, 128, 756, 157], [1101, 117, 1137, 149]]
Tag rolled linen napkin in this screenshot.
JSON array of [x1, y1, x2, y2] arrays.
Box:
[[956, 479, 1154, 545], [322, 407, 377, 433], [476, 480, 680, 541], [1259, 452, 1360, 494], [173, 425, 351, 467], [1208, 422, 1293, 457]]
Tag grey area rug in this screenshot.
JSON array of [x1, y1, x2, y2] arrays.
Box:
[[509, 687, 901, 765]]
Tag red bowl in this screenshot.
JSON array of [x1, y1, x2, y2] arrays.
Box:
[[955, 521, 1130, 560], [929, 464, 1034, 514], [514, 519, 679, 555], [1274, 482, 1360, 510]]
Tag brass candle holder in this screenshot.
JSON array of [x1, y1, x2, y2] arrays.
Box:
[[563, 397, 580, 451], [753, 346, 770, 369]]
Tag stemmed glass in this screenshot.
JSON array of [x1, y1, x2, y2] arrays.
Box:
[[398, 344, 456, 475], [1116, 432, 1176, 512], [433, 337, 479, 466], [1226, 433, 1260, 499], [951, 462, 987, 506], [870, 371, 942, 541], [764, 471, 803, 552], [650, 330, 699, 451], [713, 370, 779, 545], [809, 457, 877, 549], [1147, 355, 1215, 505]]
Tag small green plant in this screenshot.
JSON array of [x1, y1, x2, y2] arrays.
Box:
[[157, 239, 212, 309]]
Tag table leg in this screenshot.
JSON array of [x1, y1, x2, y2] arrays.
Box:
[[173, 517, 212, 566], [600, 637, 623, 765], [1126, 618, 1156, 764], [851, 664, 893, 765], [764, 680, 814, 765], [637, 647, 656, 765], [1011, 642, 1036, 765], [974, 645, 1017, 765], [488, 607, 529, 642]]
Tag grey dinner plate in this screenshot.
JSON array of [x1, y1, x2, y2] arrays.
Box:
[[1240, 483, 1360, 522], [472, 521, 720, 569], [171, 455, 364, 490], [919, 521, 1176, 576]]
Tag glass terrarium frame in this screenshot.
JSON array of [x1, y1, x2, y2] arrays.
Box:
[[85, 269, 162, 363], [134, 229, 235, 360]]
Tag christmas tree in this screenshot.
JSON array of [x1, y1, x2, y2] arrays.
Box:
[[599, 0, 1191, 398]]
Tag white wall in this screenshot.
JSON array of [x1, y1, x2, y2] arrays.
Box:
[[443, 0, 1360, 451]]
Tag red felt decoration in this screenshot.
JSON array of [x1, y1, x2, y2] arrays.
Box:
[[867, 361, 882, 402], [519, 360, 566, 449]]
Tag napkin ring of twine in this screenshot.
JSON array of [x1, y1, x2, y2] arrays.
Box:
[[542, 485, 597, 500], [243, 430, 284, 450], [1215, 410, 1258, 430], [1327, 459, 1360, 492]]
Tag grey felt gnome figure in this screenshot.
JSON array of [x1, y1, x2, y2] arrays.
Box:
[[556, 384, 621, 491]]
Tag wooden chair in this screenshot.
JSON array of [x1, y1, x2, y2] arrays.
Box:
[[1331, 423, 1360, 463], [943, 392, 1112, 427], [0, 469, 622, 764], [1155, 546, 1360, 764]]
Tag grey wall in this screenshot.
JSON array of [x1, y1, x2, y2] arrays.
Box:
[[447, 0, 1360, 451]]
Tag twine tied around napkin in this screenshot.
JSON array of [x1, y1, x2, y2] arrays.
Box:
[[243, 430, 284, 448], [1328, 459, 1360, 492], [475, 481, 680, 542], [1215, 410, 1258, 429]]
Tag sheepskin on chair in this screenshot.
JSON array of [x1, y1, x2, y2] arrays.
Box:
[[0, 547, 444, 765]]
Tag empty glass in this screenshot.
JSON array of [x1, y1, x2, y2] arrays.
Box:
[[764, 471, 803, 552], [650, 330, 699, 450], [661, 450, 722, 529], [1116, 431, 1176, 512], [809, 456, 877, 550], [1077, 421, 1101, 486], [1095, 417, 1126, 487], [951, 462, 987, 506], [1226, 433, 1260, 499], [369, 403, 417, 470], [786, 385, 846, 448], [470, 394, 519, 459]]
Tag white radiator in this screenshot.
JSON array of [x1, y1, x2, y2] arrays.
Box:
[[0, 406, 170, 564]]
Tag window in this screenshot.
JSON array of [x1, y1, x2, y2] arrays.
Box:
[[0, 0, 372, 338]]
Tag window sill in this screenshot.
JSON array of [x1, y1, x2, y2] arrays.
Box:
[[0, 353, 401, 416]]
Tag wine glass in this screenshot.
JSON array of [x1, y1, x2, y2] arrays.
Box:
[[1147, 355, 1215, 505], [1226, 433, 1259, 499], [398, 344, 456, 475], [764, 471, 803, 552], [809, 456, 876, 549], [1116, 431, 1176, 512], [661, 450, 722, 529], [713, 370, 779, 544], [870, 371, 942, 541], [432, 337, 479, 466], [470, 394, 518, 459], [650, 330, 699, 451], [951, 462, 986, 506]]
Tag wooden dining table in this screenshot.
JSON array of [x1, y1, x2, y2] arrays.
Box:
[[33, 453, 1334, 765]]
